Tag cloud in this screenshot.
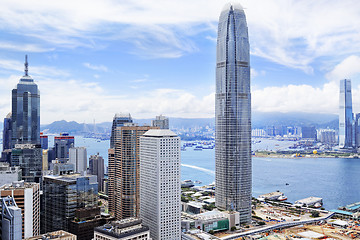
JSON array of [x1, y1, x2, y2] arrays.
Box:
[[83, 63, 108, 72], [326, 55, 360, 82], [0, 41, 54, 52]]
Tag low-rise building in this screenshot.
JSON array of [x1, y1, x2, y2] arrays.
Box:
[[94, 218, 150, 240], [295, 197, 323, 208], [181, 210, 234, 232], [25, 230, 77, 240], [68, 207, 115, 240], [182, 229, 220, 240], [0, 162, 21, 187]]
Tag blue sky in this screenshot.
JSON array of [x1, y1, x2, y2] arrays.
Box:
[[1, 0, 360, 123]]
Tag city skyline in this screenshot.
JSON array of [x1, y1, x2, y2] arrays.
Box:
[[1, 0, 360, 123]]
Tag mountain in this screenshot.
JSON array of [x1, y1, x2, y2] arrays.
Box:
[[40, 112, 339, 135]]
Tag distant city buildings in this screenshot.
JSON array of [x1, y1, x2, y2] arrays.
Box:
[[69, 147, 87, 174], [151, 115, 169, 129], [42, 174, 98, 233], [94, 218, 150, 240], [301, 126, 317, 140], [215, 3, 252, 223], [2, 112, 12, 151], [0, 196, 22, 240], [40, 132, 48, 150], [89, 153, 105, 192], [0, 181, 40, 238], [318, 129, 337, 145], [140, 129, 181, 240]]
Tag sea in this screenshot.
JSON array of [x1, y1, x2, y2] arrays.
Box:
[[7, 136, 360, 210]]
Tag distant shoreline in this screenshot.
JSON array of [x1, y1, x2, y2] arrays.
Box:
[[253, 152, 358, 159]]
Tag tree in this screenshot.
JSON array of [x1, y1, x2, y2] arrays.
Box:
[[311, 211, 320, 218], [231, 226, 236, 231]]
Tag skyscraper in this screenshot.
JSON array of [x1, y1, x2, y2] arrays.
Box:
[[140, 129, 181, 240], [54, 133, 75, 160], [108, 124, 156, 220], [110, 113, 133, 149], [89, 153, 105, 192], [0, 196, 22, 240], [215, 2, 252, 223], [3, 113, 12, 151], [69, 146, 87, 174], [339, 79, 353, 148], [151, 115, 169, 129], [11, 55, 40, 148]]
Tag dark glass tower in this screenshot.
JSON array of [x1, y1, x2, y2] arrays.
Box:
[[215, 2, 251, 223], [11, 55, 40, 148], [110, 113, 133, 148]]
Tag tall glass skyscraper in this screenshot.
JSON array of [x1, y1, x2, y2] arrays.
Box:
[[339, 79, 353, 148], [110, 113, 133, 148], [215, 2, 251, 223], [11, 55, 40, 147]]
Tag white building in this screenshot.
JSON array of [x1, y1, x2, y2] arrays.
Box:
[[69, 147, 87, 173], [0, 162, 21, 187], [140, 129, 181, 240], [318, 129, 337, 145]]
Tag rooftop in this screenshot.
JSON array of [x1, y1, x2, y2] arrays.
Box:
[[143, 129, 177, 137]]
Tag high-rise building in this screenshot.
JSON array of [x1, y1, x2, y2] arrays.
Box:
[[3, 113, 12, 151], [89, 153, 104, 192], [43, 174, 98, 233], [318, 129, 337, 145], [25, 230, 77, 240], [110, 113, 133, 149], [11, 144, 42, 183], [0, 181, 40, 238], [54, 133, 75, 160], [69, 147, 87, 174], [94, 218, 150, 240], [215, 2, 252, 223], [151, 115, 169, 129], [0, 162, 21, 187], [140, 129, 181, 240], [40, 133, 48, 150], [339, 79, 353, 148], [108, 125, 156, 220], [11, 55, 40, 148], [301, 126, 317, 139], [0, 196, 22, 240], [353, 113, 360, 149]]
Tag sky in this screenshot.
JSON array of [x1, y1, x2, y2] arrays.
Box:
[[1, 0, 360, 124]]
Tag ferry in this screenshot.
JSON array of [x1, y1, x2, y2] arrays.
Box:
[[181, 180, 194, 188], [277, 195, 288, 201]]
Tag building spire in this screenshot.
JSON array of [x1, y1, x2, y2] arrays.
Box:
[[24, 55, 28, 76]]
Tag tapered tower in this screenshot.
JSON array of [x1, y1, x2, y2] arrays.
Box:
[[215, 2, 252, 223]]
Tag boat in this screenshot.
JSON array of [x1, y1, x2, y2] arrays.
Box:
[[194, 180, 202, 184], [181, 180, 194, 188], [277, 195, 288, 201], [285, 183, 289, 185], [314, 202, 322, 208]]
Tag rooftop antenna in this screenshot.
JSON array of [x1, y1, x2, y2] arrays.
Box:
[[24, 55, 28, 76]]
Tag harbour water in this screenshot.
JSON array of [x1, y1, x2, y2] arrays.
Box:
[[10, 136, 360, 210]]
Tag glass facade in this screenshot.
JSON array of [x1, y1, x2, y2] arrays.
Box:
[[110, 113, 133, 148], [215, 3, 251, 223], [11, 73, 40, 148], [339, 79, 353, 148]]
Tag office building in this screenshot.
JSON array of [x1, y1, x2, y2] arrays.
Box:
[[11, 55, 40, 148], [0, 162, 21, 187], [25, 230, 77, 240], [151, 115, 169, 129], [339, 79, 353, 148], [0, 181, 40, 238], [42, 149, 49, 171], [11, 144, 42, 183], [108, 125, 156, 220], [89, 153, 105, 192], [68, 207, 115, 240], [108, 148, 115, 211], [54, 133, 75, 160], [301, 126, 317, 139], [215, 3, 252, 223], [110, 113, 133, 149], [0, 196, 22, 240], [140, 129, 181, 240], [43, 174, 98, 233], [40, 133, 48, 150], [94, 218, 150, 240], [69, 147, 87, 173], [3, 113, 12, 151]]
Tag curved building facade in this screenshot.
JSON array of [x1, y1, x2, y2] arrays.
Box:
[[215, 3, 251, 223]]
